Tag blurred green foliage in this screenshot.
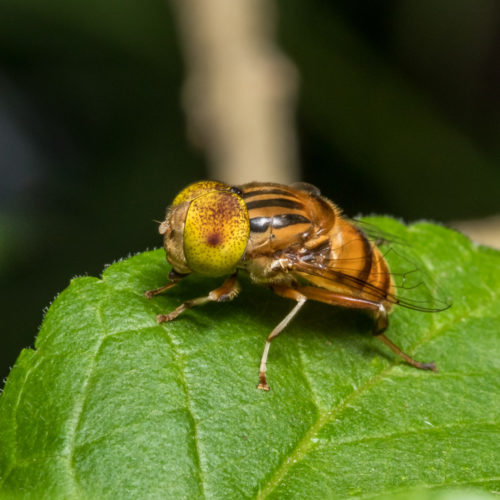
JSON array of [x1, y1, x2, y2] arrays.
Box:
[[1, 0, 499, 382], [277, 0, 500, 217]]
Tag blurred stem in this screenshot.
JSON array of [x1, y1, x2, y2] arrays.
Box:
[[169, 0, 300, 184], [452, 215, 500, 249]]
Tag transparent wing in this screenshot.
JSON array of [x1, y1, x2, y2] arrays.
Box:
[[370, 244, 451, 312], [288, 181, 322, 197], [290, 221, 451, 313], [350, 218, 409, 247]]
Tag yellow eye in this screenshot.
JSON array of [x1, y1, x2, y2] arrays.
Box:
[[183, 189, 249, 276], [172, 180, 231, 206]]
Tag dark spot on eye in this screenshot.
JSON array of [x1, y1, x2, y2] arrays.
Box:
[[207, 232, 222, 247]]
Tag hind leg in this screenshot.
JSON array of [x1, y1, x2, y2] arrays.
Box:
[[288, 285, 437, 372], [373, 303, 437, 372]]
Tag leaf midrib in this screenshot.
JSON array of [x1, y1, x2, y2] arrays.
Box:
[[256, 361, 395, 499], [257, 292, 495, 499]]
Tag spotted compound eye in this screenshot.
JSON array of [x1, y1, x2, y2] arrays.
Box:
[[172, 180, 230, 206], [183, 188, 250, 276]]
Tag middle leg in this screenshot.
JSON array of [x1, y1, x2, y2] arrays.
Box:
[[257, 285, 307, 391]]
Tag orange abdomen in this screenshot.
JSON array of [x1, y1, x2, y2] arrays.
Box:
[[301, 216, 395, 308]]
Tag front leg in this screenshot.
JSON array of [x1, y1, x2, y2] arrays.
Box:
[[156, 273, 240, 324], [144, 282, 177, 299], [144, 269, 188, 298]]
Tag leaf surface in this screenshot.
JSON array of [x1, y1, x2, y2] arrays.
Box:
[[1, 218, 499, 499]]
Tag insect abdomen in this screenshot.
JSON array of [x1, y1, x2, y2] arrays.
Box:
[[303, 217, 395, 306]]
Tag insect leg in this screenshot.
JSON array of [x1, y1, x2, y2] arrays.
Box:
[[156, 273, 239, 324], [374, 304, 437, 372], [258, 286, 307, 391], [144, 282, 177, 299], [293, 285, 437, 372], [144, 269, 188, 298]]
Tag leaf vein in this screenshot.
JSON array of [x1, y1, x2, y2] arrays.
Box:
[[257, 363, 394, 499], [0, 352, 42, 488], [358, 475, 500, 500], [155, 319, 207, 498], [327, 420, 499, 448], [65, 295, 107, 497]]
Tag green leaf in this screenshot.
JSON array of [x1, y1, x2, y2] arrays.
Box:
[[1, 218, 499, 499]]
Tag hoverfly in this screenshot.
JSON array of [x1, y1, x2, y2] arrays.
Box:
[[145, 180, 450, 390]]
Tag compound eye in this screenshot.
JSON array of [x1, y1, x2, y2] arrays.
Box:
[[183, 190, 249, 276], [172, 180, 230, 206]]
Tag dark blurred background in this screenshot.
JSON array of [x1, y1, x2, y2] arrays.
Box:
[[1, 0, 499, 383]]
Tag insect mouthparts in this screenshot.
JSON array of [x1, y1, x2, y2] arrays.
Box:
[[159, 220, 170, 235]]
